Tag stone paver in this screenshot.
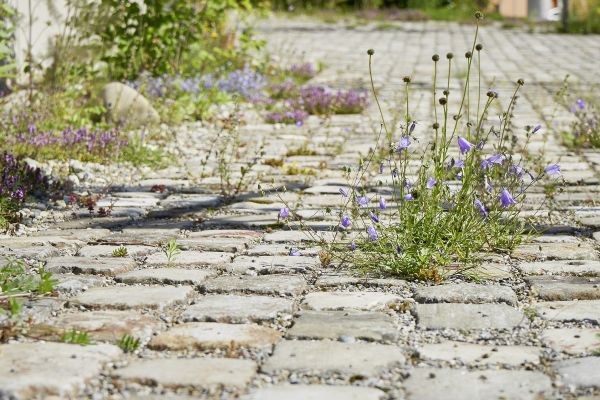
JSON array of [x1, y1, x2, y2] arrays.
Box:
[[403, 369, 553, 400], [287, 310, 398, 341], [553, 357, 600, 388], [414, 283, 517, 305], [243, 385, 386, 400], [262, 340, 405, 376], [203, 274, 307, 296], [512, 243, 598, 261], [226, 255, 318, 274], [181, 294, 295, 323], [148, 322, 281, 350], [533, 300, 600, 323], [414, 303, 526, 330], [113, 358, 256, 389], [528, 276, 600, 300], [519, 260, 600, 275], [145, 250, 231, 267], [116, 267, 217, 285], [45, 256, 136, 276], [0, 342, 121, 398], [78, 244, 157, 258], [541, 328, 600, 355], [418, 341, 541, 366], [302, 291, 404, 311], [70, 285, 195, 310]]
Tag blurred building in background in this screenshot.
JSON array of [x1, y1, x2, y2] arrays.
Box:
[[490, 0, 592, 20]]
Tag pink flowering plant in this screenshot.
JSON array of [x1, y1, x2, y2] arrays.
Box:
[[277, 12, 563, 282]]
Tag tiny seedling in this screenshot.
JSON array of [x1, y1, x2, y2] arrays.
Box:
[[162, 239, 182, 265], [61, 329, 91, 345], [112, 246, 128, 257], [117, 334, 141, 352]]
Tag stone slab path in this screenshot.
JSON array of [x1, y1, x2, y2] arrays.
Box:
[[2, 18, 600, 399]]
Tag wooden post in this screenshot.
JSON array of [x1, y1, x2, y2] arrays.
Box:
[[561, 0, 569, 32]]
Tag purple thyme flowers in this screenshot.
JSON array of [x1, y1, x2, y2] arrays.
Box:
[[500, 189, 516, 208], [457, 136, 475, 155]]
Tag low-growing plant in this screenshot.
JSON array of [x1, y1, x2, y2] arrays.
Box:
[[557, 79, 599, 149], [112, 246, 128, 257], [61, 328, 91, 345], [117, 334, 140, 352], [275, 12, 562, 282], [289, 62, 317, 83], [162, 239, 182, 265]]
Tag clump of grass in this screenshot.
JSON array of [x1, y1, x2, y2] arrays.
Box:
[[284, 163, 317, 176], [117, 334, 140, 352], [112, 246, 128, 257], [263, 158, 285, 167], [61, 329, 91, 345], [556, 78, 600, 149], [275, 12, 562, 282], [286, 144, 318, 156]]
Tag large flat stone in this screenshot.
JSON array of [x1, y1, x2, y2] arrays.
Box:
[[0, 342, 121, 399], [203, 274, 307, 296], [181, 294, 294, 323], [101, 228, 180, 246], [263, 230, 335, 243], [262, 340, 405, 376], [512, 242, 598, 261], [42, 310, 162, 342], [286, 311, 397, 342], [226, 255, 318, 274], [414, 303, 526, 330], [518, 260, 600, 276], [541, 328, 600, 355], [179, 230, 262, 252], [243, 385, 386, 400], [418, 341, 540, 366], [553, 357, 600, 388], [414, 283, 517, 305], [54, 273, 107, 294], [145, 251, 231, 267], [148, 322, 281, 350], [45, 256, 136, 276], [533, 300, 600, 323], [403, 368, 552, 400], [70, 285, 194, 310], [302, 292, 404, 311], [116, 268, 217, 285], [527, 276, 600, 300], [113, 358, 256, 389]]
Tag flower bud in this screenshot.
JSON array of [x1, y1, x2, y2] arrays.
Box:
[[517, 78, 525, 86], [475, 11, 483, 19], [443, 89, 449, 96]]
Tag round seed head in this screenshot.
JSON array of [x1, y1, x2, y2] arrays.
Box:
[[439, 97, 447, 105], [446, 52, 454, 59], [517, 78, 525, 86], [432, 122, 440, 129], [475, 11, 483, 19], [465, 51, 472, 59], [367, 49, 375, 56], [432, 54, 440, 62], [403, 76, 411, 83], [443, 89, 449, 96], [475, 43, 483, 51]]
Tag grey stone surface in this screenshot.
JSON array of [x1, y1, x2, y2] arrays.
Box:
[[226, 255, 318, 274], [116, 267, 217, 285], [403, 368, 553, 400], [145, 250, 231, 267], [113, 358, 256, 389], [203, 274, 307, 296], [541, 328, 600, 355], [519, 260, 600, 276], [512, 243, 598, 261], [101, 82, 160, 127], [533, 300, 600, 323], [286, 310, 398, 342], [528, 276, 600, 300], [262, 340, 405, 376], [45, 256, 136, 276], [553, 357, 600, 388], [71, 285, 195, 310], [181, 294, 294, 323], [414, 303, 526, 330], [418, 341, 541, 366], [243, 385, 386, 400], [53, 273, 107, 293], [77, 244, 157, 258], [0, 342, 121, 399], [149, 322, 281, 350], [414, 283, 517, 305], [302, 291, 404, 311]]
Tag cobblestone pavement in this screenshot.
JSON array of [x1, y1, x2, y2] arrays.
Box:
[[2, 18, 600, 400]]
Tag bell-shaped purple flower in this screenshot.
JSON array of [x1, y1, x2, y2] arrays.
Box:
[[481, 154, 504, 169], [500, 189, 516, 208], [289, 249, 301, 256], [398, 136, 411, 151], [532, 124, 542, 133], [379, 161, 384, 174], [341, 215, 351, 228], [426, 177, 437, 189], [473, 198, 487, 217], [576, 99, 586, 110], [379, 197, 387, 210], [458, 136, 475, 155], [339, 187, 348, 197], [409, 121, 416, 133], [510, 165, 524, 178], [367, 226, 378, 241], [396, 245, 403, 254], [370, 211, 379, 223], [279, 207, 290, 218], [392, 168, 399, 178], [350, 241, 356, 251], [544, 164, 561, 176], [454, 159, 465, 168], [357, 196, 369, 207], [404, 193, 414, 201]]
